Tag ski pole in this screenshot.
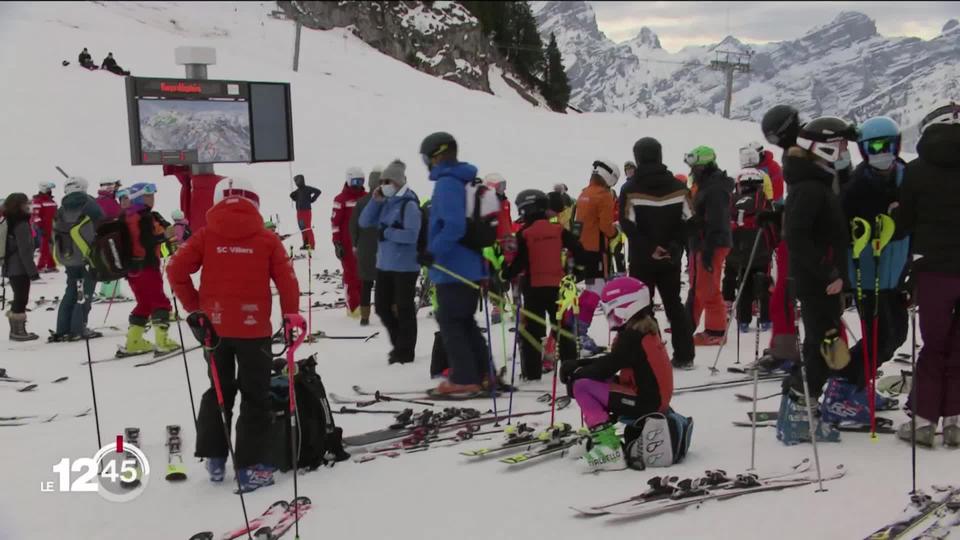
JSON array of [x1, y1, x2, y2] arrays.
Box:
[[283, 314, 308, 540], [909, 303, 917, 495], [171, 297, 198, 433], [79, 278, 102, 450], [1, 276, 6, 311], [432, 264, 578, 344], [787, 278, 826, 492], [552, 276, 579, 427], [480, 289, 500, 426], [306, 247, 314, 342], [710, 228, 765, 374], [506, 299, 522, 424], [749, 271, 765, 471], [201, 317, 252, 539], [102, 278, 119, 326]]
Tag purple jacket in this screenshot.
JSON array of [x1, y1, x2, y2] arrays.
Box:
[[96, 191, 121, 219]]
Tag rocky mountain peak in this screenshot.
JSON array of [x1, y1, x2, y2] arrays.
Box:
[[629, 27, 661, 49], [944, 19, 959, 34]]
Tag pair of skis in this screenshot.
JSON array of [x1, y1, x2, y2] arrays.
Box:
[[191, 497, 312, 540], [571, 459, 846, 518], [866, 487, 960, 539], [82, 343, 202, 366]]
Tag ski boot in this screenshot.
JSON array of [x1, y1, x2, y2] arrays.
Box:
[[575, 325, 603, 356], [897, 419, 936, 448], [152, 318, 181, 354], [68, 329, 103, 342], [359, 306, 370, 326], [738, 322, 751, 334], [206, 457, 226, 483], [7, 311, 39, 341], [120, 324, 154, 356], [944, 417, 960, 448], [693, 331, 726, 346], [671, 357, 695, 370], [776, 386, 840, 445], [577, 424, 626, 472], [760, 321, 773, 332], [236, 464, 275, 493]]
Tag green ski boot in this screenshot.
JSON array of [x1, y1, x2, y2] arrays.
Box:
[[578, 424, 626, 472], [119, 324, 154, 357]]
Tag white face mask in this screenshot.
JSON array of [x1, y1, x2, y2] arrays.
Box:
[[867, 153, 895, 171], [381, 184, 397, 198], [834, 150, 852, 171]]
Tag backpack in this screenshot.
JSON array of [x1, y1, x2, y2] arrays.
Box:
[[88, 217, 132, 281], [292, 355, 350, 469], [460, 178, 500, 252], [397, 197, 429, 257], [623, 408, 694, 470], [52, 206, 96, 268]]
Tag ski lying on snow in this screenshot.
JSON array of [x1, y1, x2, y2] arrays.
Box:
[[570, 459, 811, 516], [309, 330, 379, 341], [134, 344, 204, 367], [735, 391, 781, 402], [0, 408, 93, 427], [255, 496, 312, 539], [351, 384, 545, 396], [732, 418, 897, 434], [605, 465, 846, 519], [865, 487, 960, 540], [190, 499, 289, 540], [342, 409, 548, 447]]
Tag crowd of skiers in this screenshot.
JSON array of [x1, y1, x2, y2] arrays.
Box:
[[3, 99, 959, 483]]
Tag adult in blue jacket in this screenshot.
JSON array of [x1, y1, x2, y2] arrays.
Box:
[[418, 132, 489, 395], [839, 117, 910, 391], [359, 160, 421, 365]]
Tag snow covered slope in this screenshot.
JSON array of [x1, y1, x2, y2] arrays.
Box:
[[0, 3, 953, 540], [533, 1, 960, 150]]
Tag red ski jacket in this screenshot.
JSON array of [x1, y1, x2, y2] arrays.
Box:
[[167, 197, 300, 339], [331, 184, 366, 250]]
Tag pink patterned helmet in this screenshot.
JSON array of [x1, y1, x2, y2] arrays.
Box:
[[600, 277, 652, 329]]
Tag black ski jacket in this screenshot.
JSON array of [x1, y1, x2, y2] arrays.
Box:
[[619, 163, 690, 269], [690, 165, 733, 262], [895, 124, 960, 274], [783, 148, 850, 297]]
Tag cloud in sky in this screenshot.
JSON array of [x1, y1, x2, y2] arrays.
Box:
[[589, 1, 960, 51]]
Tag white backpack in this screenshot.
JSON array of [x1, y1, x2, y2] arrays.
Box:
[[460, 178, 500, 252]]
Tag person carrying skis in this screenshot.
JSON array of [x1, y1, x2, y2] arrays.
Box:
[[118, 183, 180, 356], [684, 146, 733, 346], [50, 177, 104, 342], [331, 167, 366, 318], [77, 47, 97, 70], [619, 137, 695, 369], [502, 189, 584, 380], [358, 160, 421, 365], [892, 102, 960, 447], [560, 277, 674, 471], [2, 193, 41, 341], [32, 182, 58, 273], [573, 159, 620, 295], [417, 132, 490, 396], [167, 178, 301, 491], [349, 166, 382, 326], [777, 116, 855, 440], [289, 173, 321, 250]]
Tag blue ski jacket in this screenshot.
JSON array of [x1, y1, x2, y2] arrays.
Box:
[[358, 186, 421, 273], [426, 161, 486, 285]]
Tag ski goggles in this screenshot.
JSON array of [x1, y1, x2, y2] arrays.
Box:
[[683, 152, 703, 167], [592, 160, 614, 176], [862, 137, 897, 155], [421, 154, 431, 168], [348, 177, 364, 187]]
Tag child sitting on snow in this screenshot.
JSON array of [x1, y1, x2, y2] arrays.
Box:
[[561, 276, 674, 471]]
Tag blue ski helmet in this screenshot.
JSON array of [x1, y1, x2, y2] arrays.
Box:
[[857, 116, 901, 170]]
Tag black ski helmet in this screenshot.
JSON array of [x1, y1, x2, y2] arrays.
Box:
[[419, 132, 457, 159], [515, 189, 549, 217], [761, 105, 802, 149]]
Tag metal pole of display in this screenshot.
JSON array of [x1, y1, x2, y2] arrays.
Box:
[[174, 47, 217, 176]]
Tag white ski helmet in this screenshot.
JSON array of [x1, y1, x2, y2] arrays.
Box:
[[736, 167, 767, 187], [739, 142, 764, 168], [592, 159, 621, 187], [64, 177, 89, 195], [484, 173, 507, 195], [345, 166, 365, 188], [213, 177, 260, 208], [38, 181, 55, 194]]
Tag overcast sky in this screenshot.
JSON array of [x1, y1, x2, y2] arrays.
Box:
[[590, 1, 960, 51]]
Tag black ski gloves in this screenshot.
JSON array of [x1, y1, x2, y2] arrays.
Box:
[[334, 242, 344, 260], [186, 312, 219, 347]]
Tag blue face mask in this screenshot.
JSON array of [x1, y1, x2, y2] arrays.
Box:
[[867, 152, 895, 171], [834, 150, 852, 171]]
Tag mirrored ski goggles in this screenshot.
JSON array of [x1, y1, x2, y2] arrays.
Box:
[[683, 152, 701, 167], [863, 138, 897, 155]]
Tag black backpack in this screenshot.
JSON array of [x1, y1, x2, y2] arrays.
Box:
[[398, 198, 429, 257], [292, 356, 350, 469], [89, 217, 132, 281]]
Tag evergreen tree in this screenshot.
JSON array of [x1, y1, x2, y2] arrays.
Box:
[[465, 1, 545, 87], [543, 33, 571, 112]]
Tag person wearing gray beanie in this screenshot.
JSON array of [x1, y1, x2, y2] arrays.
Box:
[[358, 159, 421, 364]]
